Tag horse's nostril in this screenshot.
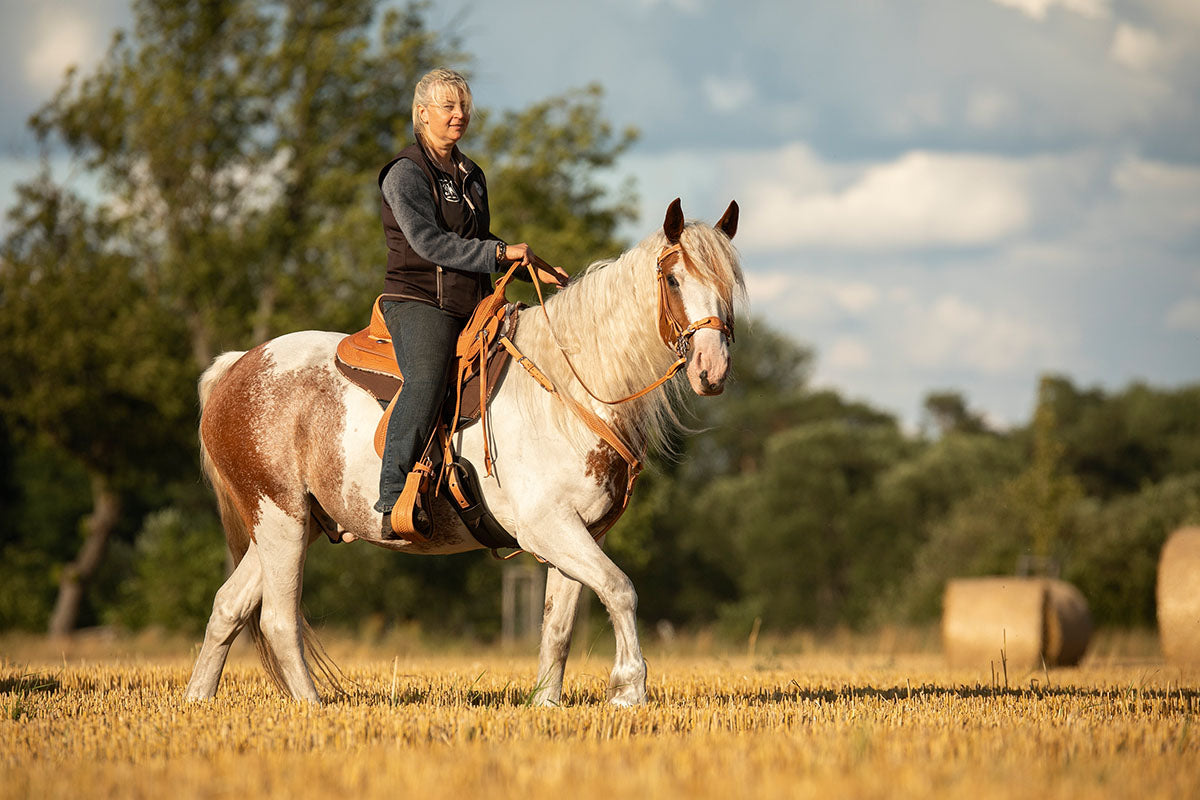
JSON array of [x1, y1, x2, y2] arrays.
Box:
[[699, 369, 708, 383]]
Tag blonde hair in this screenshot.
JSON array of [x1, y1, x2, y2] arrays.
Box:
[[411, 68, 474, 144]]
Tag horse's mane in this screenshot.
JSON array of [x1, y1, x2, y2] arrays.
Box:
[[514, 221, 746, 457]]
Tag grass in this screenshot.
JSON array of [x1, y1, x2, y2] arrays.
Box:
[[1, 628, 1196, 799]]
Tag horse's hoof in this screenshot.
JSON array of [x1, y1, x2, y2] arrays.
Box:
[[341, 532, 357, 543]]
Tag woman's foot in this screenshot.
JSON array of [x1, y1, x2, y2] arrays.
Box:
[[382, 505, 431, 540]]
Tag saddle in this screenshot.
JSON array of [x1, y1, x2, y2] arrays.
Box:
[[334, 267, 527, 550], [334, 294, 519, 453]]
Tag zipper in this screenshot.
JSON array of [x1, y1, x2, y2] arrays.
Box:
[[436, 265, 444, 307]]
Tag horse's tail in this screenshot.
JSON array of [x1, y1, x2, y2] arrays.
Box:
[[197, 350, 348, 698]]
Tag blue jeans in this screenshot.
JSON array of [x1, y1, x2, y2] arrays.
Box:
[[374, 300, 464, 513]]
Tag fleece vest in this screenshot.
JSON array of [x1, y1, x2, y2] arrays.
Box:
[[379, 143, 492, 318]]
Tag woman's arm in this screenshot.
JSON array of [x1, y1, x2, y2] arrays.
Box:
[[381, 160, 498, 274]]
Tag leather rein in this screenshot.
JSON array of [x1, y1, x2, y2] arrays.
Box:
[[528, 242, 734, 407], [482, 242, 732, 541]]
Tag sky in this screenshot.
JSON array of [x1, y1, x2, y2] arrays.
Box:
[[1, 0, 1198, 430]]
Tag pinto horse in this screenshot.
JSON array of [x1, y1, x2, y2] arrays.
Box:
[[185, 199, 744, 706]]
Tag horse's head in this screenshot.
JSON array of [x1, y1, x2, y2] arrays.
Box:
[[655, 198, 740, 396]]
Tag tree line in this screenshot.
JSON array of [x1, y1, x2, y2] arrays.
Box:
[[2, 0, 1197, 639]]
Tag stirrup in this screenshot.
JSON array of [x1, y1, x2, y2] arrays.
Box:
[[390, 462, 433, 542]]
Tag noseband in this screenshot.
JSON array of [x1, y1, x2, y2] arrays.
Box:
[[654, 242, 735, 357]]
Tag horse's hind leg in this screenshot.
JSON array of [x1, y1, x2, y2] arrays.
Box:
[[254, 500, 321, 702], [531, 566, 585, 707], [185, 541, 264, 700]]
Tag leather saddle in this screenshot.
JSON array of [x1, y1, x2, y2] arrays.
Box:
[[335, 294, 520, 456], [333, 283, 525, 551]]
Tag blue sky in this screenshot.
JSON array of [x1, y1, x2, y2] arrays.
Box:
[[2, 0, 1198, 428]]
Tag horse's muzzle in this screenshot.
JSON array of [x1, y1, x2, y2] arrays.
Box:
[[688, 331, 729, 396]]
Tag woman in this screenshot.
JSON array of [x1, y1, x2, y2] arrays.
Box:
[[375, 68, 568, 539]]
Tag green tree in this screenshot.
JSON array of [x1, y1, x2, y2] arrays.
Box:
[[1067, 472, 1200, 625], [475, 84, 638, 283], [31, 0, 466, 363], [0, 177, 193, 635], [922, 390, 989, 437], [6, 0, 643, 637]]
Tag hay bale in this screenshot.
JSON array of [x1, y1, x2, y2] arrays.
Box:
[[943, 577, 1044, 669], [943, 577, 1092, 669], [1157, 526, 1200, 666], [1043, 579, 1092, 667]]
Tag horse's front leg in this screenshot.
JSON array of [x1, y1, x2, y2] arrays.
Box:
[[518, 519, 646, 706], [532, 566, 584, 707]]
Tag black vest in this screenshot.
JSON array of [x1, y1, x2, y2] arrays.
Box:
[[379, 143, 493, 318]]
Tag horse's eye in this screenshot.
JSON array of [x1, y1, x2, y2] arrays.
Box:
[[666, 275, 680, 289]]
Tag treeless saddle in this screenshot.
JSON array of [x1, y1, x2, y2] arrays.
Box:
[[334, 267, 527, 550]]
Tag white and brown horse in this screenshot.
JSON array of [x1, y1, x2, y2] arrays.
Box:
[[185, 199, 744, 705]]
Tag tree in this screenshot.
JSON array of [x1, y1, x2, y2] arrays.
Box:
[[0, 177, 193, 635], [31, 0, 467, 364], [5, 0, 642, 636], [922, 390, 989, 437], [474, 84, 638, 282]]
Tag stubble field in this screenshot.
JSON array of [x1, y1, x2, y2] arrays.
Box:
[[2, 630, 1197, 799]]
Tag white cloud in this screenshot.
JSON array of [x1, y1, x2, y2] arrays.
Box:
[[632, 0, 704, 13], [989, 0, 1109, 21], [25, 15, 92, 93], [1110, 24, 1165, 71], [901, 294, 1051, 374], [702, 76, 755, 113], [743, 272, 882, 323], [739, 150, 1031, 252], [965, 89, 1016, 130], [1165, 298, 1200, 332], [826, 337, 872, 370]]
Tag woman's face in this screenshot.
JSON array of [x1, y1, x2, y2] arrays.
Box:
[[419, 87, 470, 149]]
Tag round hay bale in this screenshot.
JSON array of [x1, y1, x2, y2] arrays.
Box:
[[1043, 579, 1091, 667], [942, 576, 1093, 669], [943, 577, 1044, 669], [1157, 526, 1200, 666]]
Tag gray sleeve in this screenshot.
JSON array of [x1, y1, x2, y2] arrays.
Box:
[[381, 160, 498, 274]]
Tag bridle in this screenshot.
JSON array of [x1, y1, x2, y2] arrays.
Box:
[[528, 241, 734, 407], [477, 238, 734, 556], [653, 241, 735, 358]]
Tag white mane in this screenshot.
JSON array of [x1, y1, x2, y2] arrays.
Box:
[[513, 221, 746, 457]]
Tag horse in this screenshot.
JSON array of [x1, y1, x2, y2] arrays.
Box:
[[184, 198, 745, 706]]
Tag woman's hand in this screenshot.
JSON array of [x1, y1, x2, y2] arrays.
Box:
[[505, 243, 570, 287]]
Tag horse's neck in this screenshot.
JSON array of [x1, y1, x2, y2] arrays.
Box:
[[519, 248, 675, 448]]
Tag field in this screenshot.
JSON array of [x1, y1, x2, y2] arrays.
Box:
[[2, 629, 1198, 799]]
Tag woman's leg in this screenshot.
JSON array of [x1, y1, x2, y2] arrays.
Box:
[[375, 300, 462, 514]]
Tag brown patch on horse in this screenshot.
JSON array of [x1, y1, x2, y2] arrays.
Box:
[[201, 344, 350, 536], [201, 345, 289, 532], [583, 440, 631, 535]]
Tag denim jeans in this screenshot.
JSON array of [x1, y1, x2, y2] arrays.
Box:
[[374, 300, 463, 513]]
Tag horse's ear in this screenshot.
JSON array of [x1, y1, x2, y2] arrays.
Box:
[[716, 200, 738, 240], [663, 198, 684, 244]]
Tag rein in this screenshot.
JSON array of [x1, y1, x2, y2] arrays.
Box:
[[526, 243, 734, 407], [478, 241, 732, 553]]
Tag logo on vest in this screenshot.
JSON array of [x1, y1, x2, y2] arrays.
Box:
[[438, 176, 461, 203]]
